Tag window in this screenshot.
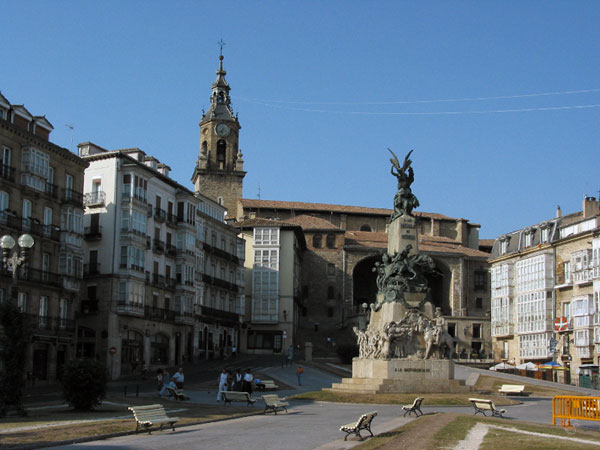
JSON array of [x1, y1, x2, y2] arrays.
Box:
[[327, 263, 336, 276], [254, 249, 278, 269], [65, 174, 74, 199], [18, 292, 27, 312], [59, 298, 68, 328], [21, 147, 49, 178], [447, 323, 456, 337], [42, 252, 51, 280], [326, 234, 336, 249], [327, 286, 335, 299], [313, 234, 322, 248], [475, 297, 483, 309], [0, 190, 8, 214], [474, 270, 487, 291], [254, 228, 279, 245], [564, 261, 571, 283], [360, 224, 372, 232], [43, 207, 53, 236], [472, 324, 481, 339], [22, 198, 32, 230], [39, 296, 48, 327], [1, 146, 11, 166]]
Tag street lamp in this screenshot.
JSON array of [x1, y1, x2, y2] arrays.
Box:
[[1, 233, 35, 285]]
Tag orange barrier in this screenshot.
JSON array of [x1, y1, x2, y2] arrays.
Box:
[[553, 396, 600, 430]]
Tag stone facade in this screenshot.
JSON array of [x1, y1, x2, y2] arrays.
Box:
[[0, 93, 87, 382], [239, 199, 492, 355]]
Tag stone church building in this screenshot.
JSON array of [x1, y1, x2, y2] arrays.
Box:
[[192, 54, 492, 356]]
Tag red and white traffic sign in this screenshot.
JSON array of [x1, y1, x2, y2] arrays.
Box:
[[554, 317, 569, 332], [109, 346, 117, 355]]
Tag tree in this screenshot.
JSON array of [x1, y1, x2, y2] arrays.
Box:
[[0, 301, 29, 417], [61, 358, 108, 410]]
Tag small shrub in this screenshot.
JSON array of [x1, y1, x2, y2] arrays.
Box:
[[62, 358, 108, 410], [336, 343, 359, 364]]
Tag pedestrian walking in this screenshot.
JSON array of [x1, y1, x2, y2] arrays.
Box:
[[242, 368, 253, 394], [233, 368, 243, 391], [217, 368, 228, 401], [287, 345, 294, 366], [296, 365, 304, 386]]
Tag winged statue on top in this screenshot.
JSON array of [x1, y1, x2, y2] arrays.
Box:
[[388, 149, 420, 219]]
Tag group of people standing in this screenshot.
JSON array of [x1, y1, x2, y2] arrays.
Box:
[[217, 368, 255, 401]]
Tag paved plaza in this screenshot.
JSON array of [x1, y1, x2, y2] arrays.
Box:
[[39, 363, 600, 450]]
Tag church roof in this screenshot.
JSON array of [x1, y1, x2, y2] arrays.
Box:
[[344, 231, 490, 258], [240, 198, 455, 220], [284, 214, 340, 230]]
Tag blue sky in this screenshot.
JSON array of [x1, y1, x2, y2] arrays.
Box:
[[2, 1, 599, 238]]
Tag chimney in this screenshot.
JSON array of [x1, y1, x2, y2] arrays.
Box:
[[583, 196, 600, 218], [556, 205, 562, 218]]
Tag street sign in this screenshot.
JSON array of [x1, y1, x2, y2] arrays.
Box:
[[109, 346, 117, 355], [549, 337, 558, 353], [555, 317, 569, 332]]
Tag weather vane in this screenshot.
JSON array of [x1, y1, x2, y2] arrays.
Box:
[[218, 39, 226, 57]]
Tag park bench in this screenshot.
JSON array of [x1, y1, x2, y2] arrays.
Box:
[[262, 394, 289, 414], [165, 385, 186, 401], [498, 384, 529, 396], [469, 398, 507, 418], [339, 411, 377, 441], [128, 404, 179, 434], [222, 390, 257, 406], [255, 379, 279, 391], [402, 397, 424, 417]]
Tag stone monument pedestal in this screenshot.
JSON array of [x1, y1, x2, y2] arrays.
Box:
[[330, 359, 469, 394]]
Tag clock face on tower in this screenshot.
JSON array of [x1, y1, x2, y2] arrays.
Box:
[[215, 123, 231, 137]]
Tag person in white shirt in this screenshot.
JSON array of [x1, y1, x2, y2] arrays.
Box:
[[173, 367, 185, 388], [242, 368, 253, 394], [217, 368, 228, 401]]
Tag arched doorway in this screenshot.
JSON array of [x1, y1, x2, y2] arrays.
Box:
[[352, 254, 381, 312], [121, 329, 144, 375], [425, 258, 452, 315]]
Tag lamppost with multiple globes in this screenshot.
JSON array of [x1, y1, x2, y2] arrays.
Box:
[[0, 233, 35, 296]]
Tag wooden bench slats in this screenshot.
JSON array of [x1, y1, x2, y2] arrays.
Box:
[[128, 404, 179, 434], [340, 411, 377, 441], [222, 391, 257, 406], [402, 397, 424, 417], [262, 394, 289, 414], [469, 398, 506, 418]]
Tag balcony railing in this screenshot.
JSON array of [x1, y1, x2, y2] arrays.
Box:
[[24, 314, 76, 333], [165, 244, 177, 257], [0, 163, 15, 182], [153, 239, 164, 253], [44, 181, 57, 198], [144, 306, 175, 322], [84, 226, 102, 240], [154, 208, 166, 222], [62, 188, 84, 206], [152, 273, 166, 286], [62, 276, 80, 291], [166, 213, 177, 227], [84, 191, 106, 207], [84, 263, 101, 276], [0, 267, 62, 287], [80, 299, 99, 314], [116, 301, 145, 317]]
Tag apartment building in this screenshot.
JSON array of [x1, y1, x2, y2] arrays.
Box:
[[0, 92, 87, 381], [77, 142, 244, 378], [234, 218, 305, 353], [490, 197, 600, 374]]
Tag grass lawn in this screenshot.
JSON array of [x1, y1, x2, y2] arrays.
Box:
[[351, 413, 600, 450], [0, 394, 260, 448]]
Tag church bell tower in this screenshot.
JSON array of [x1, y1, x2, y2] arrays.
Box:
[[192, 51, 245, 219]]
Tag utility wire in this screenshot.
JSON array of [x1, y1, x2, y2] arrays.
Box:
[[237, 88, 600, 106], [238, 99, 600, 116]]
